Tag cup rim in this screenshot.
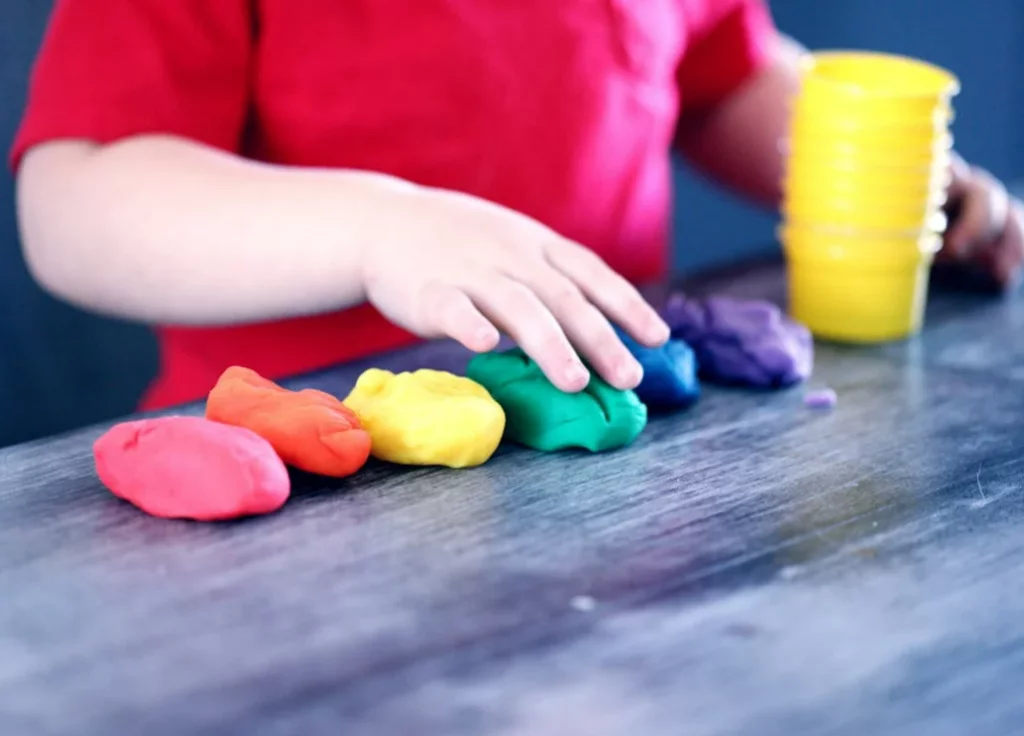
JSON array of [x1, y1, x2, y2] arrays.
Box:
[[790, 130, 953, 149], [794, 94, 955, 117], [783, 187, 949, 207], [786, 156, 952, 174], [783, 207, 947, 227], [793, 100, 955, 126], [779, 223, 943, 242], [787, 146, 952, 168], [778, 226, 944, 264], [784, 166, 953, 185], [799, 50, 961, 100], [781, 208, 949, 232], [790, 115, 952, 138], [778, 218, 947, 242]]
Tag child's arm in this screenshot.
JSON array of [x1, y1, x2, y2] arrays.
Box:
[[18, 136, 667, 393], [19, 137, 400, 325], [676, 33, 804, 208]]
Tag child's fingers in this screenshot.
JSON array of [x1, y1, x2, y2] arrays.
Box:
[[420, 283, 501, 352], [544, 240, 669, 346], [944, 151, 972, 200], [945, 168, 1008, 259], [523, 269, 642, 390], [468, 277, 590, 392]]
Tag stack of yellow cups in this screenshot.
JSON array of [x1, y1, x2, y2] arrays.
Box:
[[779, 51, 960, 342]]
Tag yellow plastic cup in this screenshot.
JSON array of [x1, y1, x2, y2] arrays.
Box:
[[798, 51, 960, 116], [780, 226, 942, 342], [784, 172, 951, 202], [789, 127, 952, 153], [793, 94, 954, 128], [787, 137, 951, 168], [783, 196, 947, 231], [783, 178, 948, 212], [785, 159, 952, 197], [790, 116, 950, 148]]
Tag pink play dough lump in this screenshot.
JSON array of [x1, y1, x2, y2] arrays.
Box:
[[93, 416, 291, 521]]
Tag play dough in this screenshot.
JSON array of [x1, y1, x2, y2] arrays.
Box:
[[804, 388, 838, 409], [93, 416, 290, 521], [662, 294, 813, 388], [615, 327, 699, 410], [207, 367, 371, 477], [343, 368, 505, 467], [466, 348, 647, 452]]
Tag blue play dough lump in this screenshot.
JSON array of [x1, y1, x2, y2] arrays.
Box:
[[615, 328, 700, 410]]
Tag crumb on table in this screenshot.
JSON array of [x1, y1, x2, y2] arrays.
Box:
[[804, 388, 837, 409]]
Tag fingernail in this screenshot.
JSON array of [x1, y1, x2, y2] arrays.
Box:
[[649, 319, 670, 344], [617, 358, 643, 388], [564, 363, 590, 390], [474, 328, 498, 349]]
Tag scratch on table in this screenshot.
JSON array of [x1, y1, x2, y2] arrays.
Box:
[[968, 464, 995, 510]]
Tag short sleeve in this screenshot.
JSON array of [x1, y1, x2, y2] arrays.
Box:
[[10, 0, 252, 171], [677, 0, 776, 109]]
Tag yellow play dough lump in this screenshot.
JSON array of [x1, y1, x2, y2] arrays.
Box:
[[342, 368, 505, 468]]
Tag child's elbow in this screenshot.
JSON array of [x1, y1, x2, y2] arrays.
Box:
[[16, 175, 68, 300], [15, 142, 97, 301], [19, 237, 69, 304]]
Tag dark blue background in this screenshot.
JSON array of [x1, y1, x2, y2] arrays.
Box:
[[1, 0, 1021, 446]]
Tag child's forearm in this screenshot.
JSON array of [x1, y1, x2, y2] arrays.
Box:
[[676, 33, 804, 208], [17, 135, 419, 325], [17, 134, 671, 393]]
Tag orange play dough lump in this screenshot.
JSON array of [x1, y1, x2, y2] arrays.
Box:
[[207, 366, 371, 477]]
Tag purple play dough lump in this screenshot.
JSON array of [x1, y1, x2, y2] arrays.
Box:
[[804, 388, 837, 409], [662, 294, 813, 388]]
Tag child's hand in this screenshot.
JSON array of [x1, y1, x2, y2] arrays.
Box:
[[942, 153, 1024, 290], [360, 187, 670, 393]]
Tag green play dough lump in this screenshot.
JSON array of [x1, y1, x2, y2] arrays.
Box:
[[466, 348, 648, 452]]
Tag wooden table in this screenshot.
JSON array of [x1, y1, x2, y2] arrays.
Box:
[[3, 261, 1024, 736]]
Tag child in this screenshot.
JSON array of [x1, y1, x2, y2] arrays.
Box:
[[12, 0, 1023, 411]]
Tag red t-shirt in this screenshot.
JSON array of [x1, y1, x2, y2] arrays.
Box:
[[12, 0, 774, 410]]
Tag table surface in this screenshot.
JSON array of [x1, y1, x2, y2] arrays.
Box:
[[3, 261, 1024, 736]]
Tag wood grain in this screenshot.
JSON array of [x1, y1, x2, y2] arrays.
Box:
[[2, 261, 1024, 736]]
